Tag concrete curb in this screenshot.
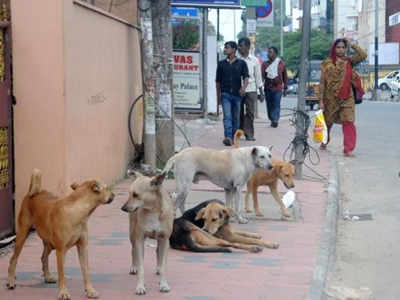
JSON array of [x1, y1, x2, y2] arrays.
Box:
[[308, 155, 340, 300]]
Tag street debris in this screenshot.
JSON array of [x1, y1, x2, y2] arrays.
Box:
[[325, 285, 374, 300], [282, 190, 296, 208]]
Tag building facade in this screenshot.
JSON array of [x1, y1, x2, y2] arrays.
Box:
[[386, 0, 400, 58], [10, 0, 143, 226]]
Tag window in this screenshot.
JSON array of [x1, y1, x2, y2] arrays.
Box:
[[77, 0, 137, 24]]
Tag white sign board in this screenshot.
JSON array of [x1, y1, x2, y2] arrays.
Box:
[[173, 51, 201, 109], [247, 19, 257, 33], [207, 35, 217, 114], [368, 43, 399, 65]]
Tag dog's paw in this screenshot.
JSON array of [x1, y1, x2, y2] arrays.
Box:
[[271, 243, 280, 249], [159, 281, 170, 293], [250, 246, 263, 253], [129, 266, 137, 275], [253, 234, 262, 239], [58, 289, 72, 300], [238, 216, 249, 224], [136, 284, 146, 295], [85, 287, 99, 299], [44, 274, 57, 283], [282, 210, 291, 218], [6, 280, 16, 290]]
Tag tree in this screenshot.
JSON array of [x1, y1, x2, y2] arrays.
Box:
[[256, 28, 332, 74]]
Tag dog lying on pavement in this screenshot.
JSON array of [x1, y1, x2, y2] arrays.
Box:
[[163, 146, 274, 223], [121, 171, 173, 295], [172, 199, 279, 250], [170, 199, 263, 253], [244, 159, 295, 218], [7, 169, 115, 300]]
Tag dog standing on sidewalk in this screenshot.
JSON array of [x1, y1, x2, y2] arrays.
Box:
[[7, 169, 115, 300], [162, 146, 273, 223], [121, 171, 173, 295], [234, 129, 295, 218]]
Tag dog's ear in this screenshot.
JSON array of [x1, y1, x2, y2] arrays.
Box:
[[127, 170, 142, 181], [195, 207, 206, 221], [223, 207, 234, 218], [91, 182, 102, 193], [70, 182, 79, 190], [150, 172, 166, 187], [251, 147, 258, 156], [269, 145, 273, 152]]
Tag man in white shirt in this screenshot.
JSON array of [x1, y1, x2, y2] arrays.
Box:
[[238, 37, 264, 141]]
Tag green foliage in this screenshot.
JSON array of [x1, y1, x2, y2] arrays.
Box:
[[256, 28, 332, 73], [172, 20, 200, 50]]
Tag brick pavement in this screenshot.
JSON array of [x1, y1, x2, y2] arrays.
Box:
[[0, 111, 331, 300]]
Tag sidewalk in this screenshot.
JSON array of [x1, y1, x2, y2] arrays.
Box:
[[0, 107, 334, 300]]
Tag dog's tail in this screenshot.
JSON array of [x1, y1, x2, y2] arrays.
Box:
[[233, 129, 244, 148], [28, 168, 42, 197], [162, 153, 179, 175]]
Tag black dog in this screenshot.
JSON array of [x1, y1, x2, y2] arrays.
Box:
[[169, 199, 231, 253]]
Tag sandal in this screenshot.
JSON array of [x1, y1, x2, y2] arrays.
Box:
[[320, 143, 327, 150], [344, 151, 355, 157]]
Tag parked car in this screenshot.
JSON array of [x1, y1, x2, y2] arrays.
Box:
[[390, 74, 400, 98], [378, 70, 400, 90]]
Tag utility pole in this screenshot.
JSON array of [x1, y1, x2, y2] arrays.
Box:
[[294, 0, 311, 179], [153, 0, 175, 166], [373, 0, 379, 101], [139, 0, 156, 169]]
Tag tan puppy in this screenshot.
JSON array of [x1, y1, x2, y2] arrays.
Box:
[[7, 169, 115, 300], [121, 171, 173, 295], [195, 201, 279, 249], [245, 159, 295, 218]]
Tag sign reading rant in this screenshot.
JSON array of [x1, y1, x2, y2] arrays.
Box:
[[173, 51, 201, 110]]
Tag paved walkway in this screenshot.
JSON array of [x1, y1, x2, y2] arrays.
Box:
[[0, 109, 332, 300]]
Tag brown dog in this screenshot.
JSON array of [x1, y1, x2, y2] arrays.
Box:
[[121, 171, 173, 295], [7, 169, 115, 300], [244, 159, 295, 218], [170, 199, 263, 253], [233, 130, 295, 218], [194, 200, 279, 249]]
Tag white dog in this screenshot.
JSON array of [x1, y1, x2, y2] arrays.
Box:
[[163, 146, 273, 223]]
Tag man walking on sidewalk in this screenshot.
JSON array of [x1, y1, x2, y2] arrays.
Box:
[[261, 47, 288, 128], [238, 37, 264, 141], [216, 41, 249, 146]]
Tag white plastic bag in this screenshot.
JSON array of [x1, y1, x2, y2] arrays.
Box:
[[282, 190, 296, 208], [313, 109, 328, 144]]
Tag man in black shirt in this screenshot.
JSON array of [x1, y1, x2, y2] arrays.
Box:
[[216, 41, 249, 146]]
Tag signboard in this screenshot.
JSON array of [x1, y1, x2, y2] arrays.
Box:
[[389, 11, 400, 26], [171, 0, 241, 8], [173, 51, 201, 109], [171, 7, 199, 17], [241, 0, 265, 6], [256, 0, 273, 27], [247, 19, 257, 33], [368, 43, 400, 65]]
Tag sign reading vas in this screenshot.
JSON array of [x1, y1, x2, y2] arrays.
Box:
[[173, 51, 201, 110]]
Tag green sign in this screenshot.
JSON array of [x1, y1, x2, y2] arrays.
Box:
[[241, 0, 265, 7]]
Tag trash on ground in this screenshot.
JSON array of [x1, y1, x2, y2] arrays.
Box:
[[325, 285, 374, 300], [282, 190, 296, 208]]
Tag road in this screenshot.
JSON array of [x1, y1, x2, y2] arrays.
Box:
[[323, 101, 400, 299]]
